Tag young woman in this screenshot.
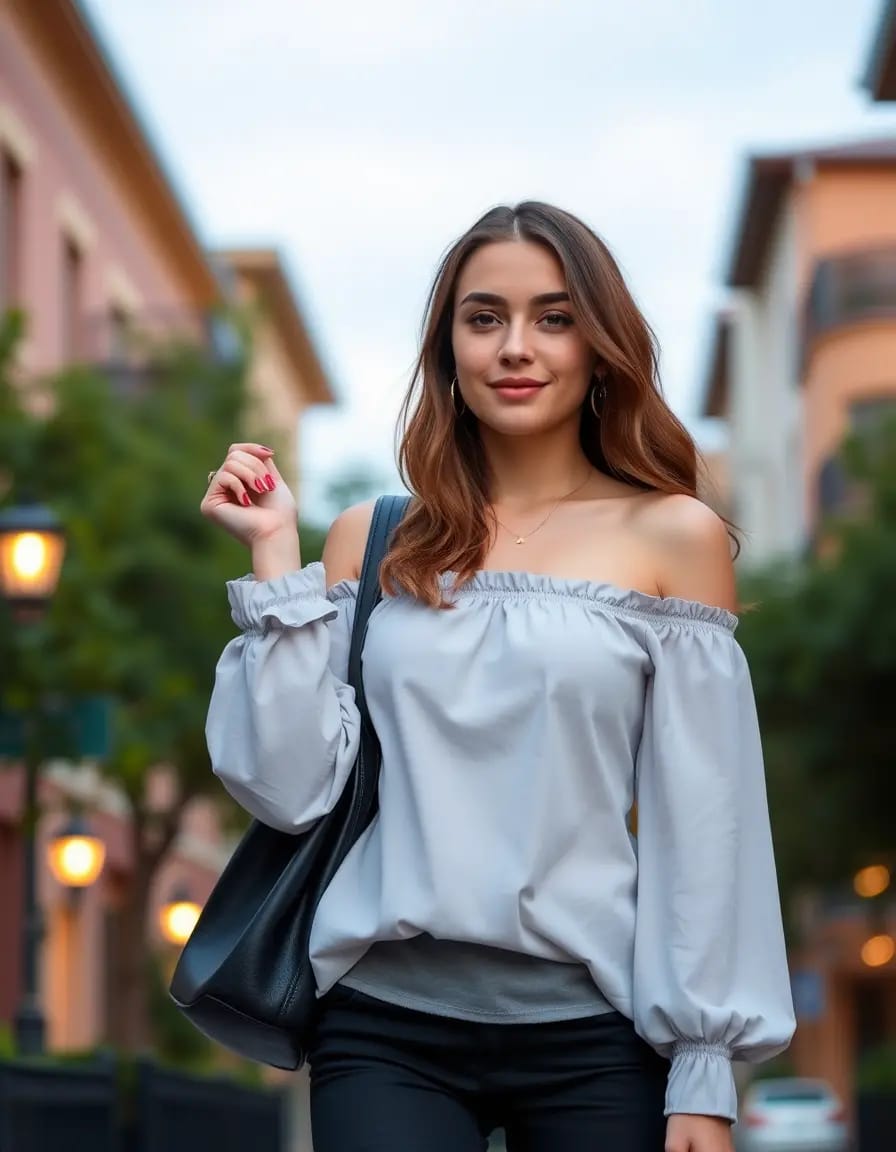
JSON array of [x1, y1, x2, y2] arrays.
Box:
[[201, 202, 795, 1152]]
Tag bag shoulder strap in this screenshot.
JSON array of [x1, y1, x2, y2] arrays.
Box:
[[347, 494, 411, 732]]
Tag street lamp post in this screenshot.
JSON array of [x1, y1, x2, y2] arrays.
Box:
[[15, 709, 45, 1057], [0, 500, 66, 1057]]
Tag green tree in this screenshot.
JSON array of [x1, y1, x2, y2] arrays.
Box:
[[737, 415, 896, 919], [323, 462, 392, 520], [0, 310, 325, 1050]]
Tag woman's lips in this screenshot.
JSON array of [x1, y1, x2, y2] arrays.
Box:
[[490, 380, 547, 401]]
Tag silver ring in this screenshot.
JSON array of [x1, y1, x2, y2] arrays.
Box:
[[207, 470, 217, 485]]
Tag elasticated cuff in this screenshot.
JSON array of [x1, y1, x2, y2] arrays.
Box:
[[666, 1041, 736, 1122], [226, 562, 336, 632]]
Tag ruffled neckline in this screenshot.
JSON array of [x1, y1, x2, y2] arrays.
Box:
[[440, 570, 737, 631], [329, 567, 737, 631]]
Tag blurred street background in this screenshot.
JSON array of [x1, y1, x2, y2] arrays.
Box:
[[1, 1, 896, 1149]]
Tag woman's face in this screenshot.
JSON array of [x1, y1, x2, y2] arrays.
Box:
[[450, 239, 598, 439]]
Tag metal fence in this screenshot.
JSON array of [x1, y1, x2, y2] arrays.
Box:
[[858, 1091, 896, 1152], [132, 1059, 285, 1152], [0, 1056, 286, 1152], [0, 1058, 118, 1152]]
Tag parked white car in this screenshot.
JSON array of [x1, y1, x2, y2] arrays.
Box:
[[737, 1078, 849, 1152]]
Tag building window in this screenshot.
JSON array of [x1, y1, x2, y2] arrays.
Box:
[[817, 455, 850, 516], [851, 396, 896, 437], [107, 302, 131, 362], [817, 395, 896, 516], [802, 247, 896, 368], [0, 151, 23, 310], [60, 234, 83, 360]]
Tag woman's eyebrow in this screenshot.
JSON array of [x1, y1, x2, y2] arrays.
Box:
[[458, 291, 571, 307]]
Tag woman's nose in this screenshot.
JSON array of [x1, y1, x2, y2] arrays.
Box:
[[499, 320, 534, 364]]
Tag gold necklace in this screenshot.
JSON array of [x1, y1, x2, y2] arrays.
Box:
[[492, 473, 593, 545]]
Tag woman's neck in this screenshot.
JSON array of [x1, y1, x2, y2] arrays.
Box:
[[480, 426, 595, 509]]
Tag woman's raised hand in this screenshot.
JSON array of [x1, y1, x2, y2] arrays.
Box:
[[201, 444, 298, 548]]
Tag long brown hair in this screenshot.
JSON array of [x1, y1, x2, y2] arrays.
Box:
[[381, 201, 723, 607]]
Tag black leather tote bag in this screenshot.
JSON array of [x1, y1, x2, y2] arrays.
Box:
[[169, 494, 410, 1069]]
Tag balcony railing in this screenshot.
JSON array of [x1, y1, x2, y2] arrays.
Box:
[[80, 308, 244, 397], [802, 246, 896, 365]]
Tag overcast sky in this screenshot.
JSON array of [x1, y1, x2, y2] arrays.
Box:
[[85, 0, 896, 520]]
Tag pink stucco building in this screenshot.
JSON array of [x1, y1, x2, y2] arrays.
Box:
[[0, 0, 333, 1054]]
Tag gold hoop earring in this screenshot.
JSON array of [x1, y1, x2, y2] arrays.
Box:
[[590, 379, 607, 419], [450, 377, 466, 417]]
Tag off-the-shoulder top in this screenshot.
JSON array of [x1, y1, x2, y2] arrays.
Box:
[[207, 564, 795, 1121]]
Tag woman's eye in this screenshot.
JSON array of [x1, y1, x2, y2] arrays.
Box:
[[542, 312, 573, 328], [470, 313, 499, 328]]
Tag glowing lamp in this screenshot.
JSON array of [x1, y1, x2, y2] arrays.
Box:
[[861, 934, 895, 968], [160, 889, 201, 946], [0, 503, 66, 607], [854, 864, 891, 899], [48, 817, 105, 888]]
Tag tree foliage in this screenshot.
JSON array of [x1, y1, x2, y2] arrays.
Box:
[[737, 416, 896, 912], [323, 462, 392, 520], [0, 308, 326, 1048], [2, 312, 252, 799]]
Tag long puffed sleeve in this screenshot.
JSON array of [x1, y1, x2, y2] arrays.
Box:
[[632, 612, 796, 1122], [206, 562, 360, 834]]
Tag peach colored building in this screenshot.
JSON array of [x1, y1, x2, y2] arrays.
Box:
[[702, 139, 896, 564], [0, 0, 334, 1056], [700, 138, 896, 1111]]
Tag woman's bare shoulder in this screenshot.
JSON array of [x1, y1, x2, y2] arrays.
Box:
[[628, 492, 737, 611], [321, 499, 378, 587]]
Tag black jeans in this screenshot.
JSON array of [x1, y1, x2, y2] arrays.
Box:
[[308, 985, 669, 1151]]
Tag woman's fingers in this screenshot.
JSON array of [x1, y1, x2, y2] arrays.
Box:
[[212, 470, 252, 508], [205, 448, 276, 507], [263, 454, 286, 483], [222, 449, 276, 497], [226, 442, 275, 460], [200, 445, 298, 545]]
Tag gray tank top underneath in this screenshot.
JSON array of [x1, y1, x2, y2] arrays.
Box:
[[338, 935, 614, 1024]]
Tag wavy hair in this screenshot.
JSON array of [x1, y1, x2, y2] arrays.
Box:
[[381, 201, 728, 607]]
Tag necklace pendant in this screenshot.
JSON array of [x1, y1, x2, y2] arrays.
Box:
[[515, 537, 525, 545]]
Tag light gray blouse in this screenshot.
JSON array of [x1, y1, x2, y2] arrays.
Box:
[[207, 563, 796, 1121]]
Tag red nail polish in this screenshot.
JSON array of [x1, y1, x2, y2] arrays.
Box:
[[264, 475, 276, 491], [241, 492, 251, 507], [254, 478, 266, 493]]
